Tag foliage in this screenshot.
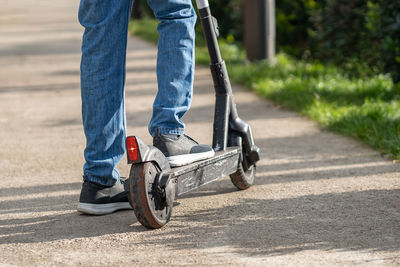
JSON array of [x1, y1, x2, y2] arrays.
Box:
[[229, 54, 400, 159], [275, 0, 321, 57], [203, 0, 243, 41], [375, 0, 400, 83], [310, 0, 399, 81], [313, 0, 376, 71]]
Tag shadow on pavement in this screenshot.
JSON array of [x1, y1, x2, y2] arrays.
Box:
[[253, 135, 400, 184], [0, 182, 139, 245], [142, 189, 400, 256], [0, 183, 81, 198], [0, 83, 80, 94], [0, 39, 81, 57]]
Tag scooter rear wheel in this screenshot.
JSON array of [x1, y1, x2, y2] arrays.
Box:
[[128, 162, 172, 229]]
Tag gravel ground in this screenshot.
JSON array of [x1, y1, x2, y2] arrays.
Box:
[[0, 1, 399, 266]]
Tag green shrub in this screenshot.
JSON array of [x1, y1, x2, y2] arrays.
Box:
[[206, 0, 243, 41], [275, 0, 321, 57], [313, 0, 375, 69], [312, 0, 399, 82], [375, 0, 400, 83]]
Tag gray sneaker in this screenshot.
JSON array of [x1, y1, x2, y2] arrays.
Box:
[[153, 134, 215, 167], [77, 179, 132, 215]]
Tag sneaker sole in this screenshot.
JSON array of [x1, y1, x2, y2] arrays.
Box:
[[167, 150, 215, 167], [77, 202, 132, 215]]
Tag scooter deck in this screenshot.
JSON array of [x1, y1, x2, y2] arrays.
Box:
[[167, 147, 241, 196]]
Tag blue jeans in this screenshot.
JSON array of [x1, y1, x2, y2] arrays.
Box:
[[79, 0, 197, 186]]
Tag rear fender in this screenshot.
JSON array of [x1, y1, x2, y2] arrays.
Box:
[[126, 136, 170, 172]]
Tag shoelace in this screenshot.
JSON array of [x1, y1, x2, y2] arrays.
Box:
[[183, 134, 199, 144]]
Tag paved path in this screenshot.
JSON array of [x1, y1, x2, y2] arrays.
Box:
[[0, 1, 399, 266]]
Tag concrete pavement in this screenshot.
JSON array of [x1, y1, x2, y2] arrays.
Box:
[[0, 0, 399, 266]]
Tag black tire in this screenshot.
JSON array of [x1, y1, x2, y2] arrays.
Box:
[[230, 159, 256, 190], [128, 162, 172, 229]]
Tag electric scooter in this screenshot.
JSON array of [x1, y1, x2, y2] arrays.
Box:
[[124, 0, 261, 229]]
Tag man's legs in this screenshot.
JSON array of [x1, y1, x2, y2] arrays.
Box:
[[77, 0, 133, 215], [78, 0, 213, 214], [80, 0, 201, 185]]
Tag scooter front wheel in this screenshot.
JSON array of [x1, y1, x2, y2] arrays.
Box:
[[128, 162, 172, 229], [230, 162, 255, 190], [228, 134, 256, 190]]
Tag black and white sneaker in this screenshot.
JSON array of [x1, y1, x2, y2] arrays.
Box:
[[153, 134, 215, 167], [77, 179, 132, 215]]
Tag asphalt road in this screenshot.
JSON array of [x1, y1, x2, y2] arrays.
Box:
[[0, 1, 399, 266]]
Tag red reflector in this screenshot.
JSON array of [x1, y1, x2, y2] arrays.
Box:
[[126, 137, 139, 162]]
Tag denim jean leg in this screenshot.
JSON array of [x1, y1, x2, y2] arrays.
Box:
[[79, 0, 133, 186], [147, 0, 197, 137]]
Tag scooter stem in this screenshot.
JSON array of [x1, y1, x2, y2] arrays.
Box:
[[196, 0, 260, 165]]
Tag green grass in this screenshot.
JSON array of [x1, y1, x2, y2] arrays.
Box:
[[130, 18, 400, 160]]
